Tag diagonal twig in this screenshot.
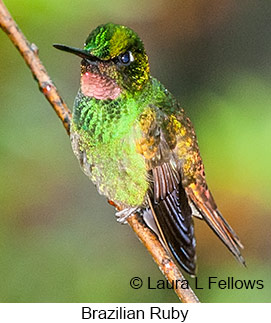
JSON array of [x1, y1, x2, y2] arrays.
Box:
[[0, 0, 71, 134], [0, 0, 199, 303]]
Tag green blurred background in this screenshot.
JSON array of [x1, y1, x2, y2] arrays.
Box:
[[0, 0, 270, 302]]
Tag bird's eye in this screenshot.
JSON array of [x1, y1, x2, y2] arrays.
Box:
[[119, 51, 134, 65]]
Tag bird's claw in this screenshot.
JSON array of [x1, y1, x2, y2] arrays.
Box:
[[115, 207, 139, 224]]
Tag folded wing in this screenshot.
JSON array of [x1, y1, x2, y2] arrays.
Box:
[[147, 162, 197, 275]]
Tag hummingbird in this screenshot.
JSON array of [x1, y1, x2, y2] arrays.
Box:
[[54, 23, 245, 275]]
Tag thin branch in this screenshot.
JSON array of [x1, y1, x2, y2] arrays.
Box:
[[127, 214, 199, 302], [0, 0, 199, 303], [0, 0, 71, 134]]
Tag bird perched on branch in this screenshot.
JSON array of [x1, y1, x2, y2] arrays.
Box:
[[54, 23, 245, 275]]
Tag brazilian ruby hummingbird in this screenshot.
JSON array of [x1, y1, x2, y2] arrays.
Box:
[[54, 23, 245, 275]]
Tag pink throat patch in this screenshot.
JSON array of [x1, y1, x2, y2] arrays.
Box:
[[81, 72, 121, 100]]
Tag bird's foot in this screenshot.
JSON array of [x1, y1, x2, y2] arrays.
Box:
[[115, 207, 139, 224]]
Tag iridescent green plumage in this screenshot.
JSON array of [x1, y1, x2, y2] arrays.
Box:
[[84, 23, 144, 60], [54, 23, 245, 275]]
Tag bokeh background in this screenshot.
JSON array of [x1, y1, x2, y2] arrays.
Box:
[[0, 0, 270, 302]]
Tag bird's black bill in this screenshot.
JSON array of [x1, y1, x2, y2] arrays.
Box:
[[53, 44, 97, 62]]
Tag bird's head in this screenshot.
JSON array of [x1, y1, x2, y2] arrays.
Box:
[[54, 23, 150, 100]]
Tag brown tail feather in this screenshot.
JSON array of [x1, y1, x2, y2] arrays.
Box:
[[187, 185, 245, 266]]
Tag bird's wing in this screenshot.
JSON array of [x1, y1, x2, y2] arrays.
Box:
[[136, 106, 197, 275], [172, 109, 245, 266], [137, 103, 244, 274]]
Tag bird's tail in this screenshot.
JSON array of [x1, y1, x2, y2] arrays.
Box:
[[186, 183, 245, 266]]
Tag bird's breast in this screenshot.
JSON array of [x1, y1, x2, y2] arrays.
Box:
[[70, 124, 149, 208]]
